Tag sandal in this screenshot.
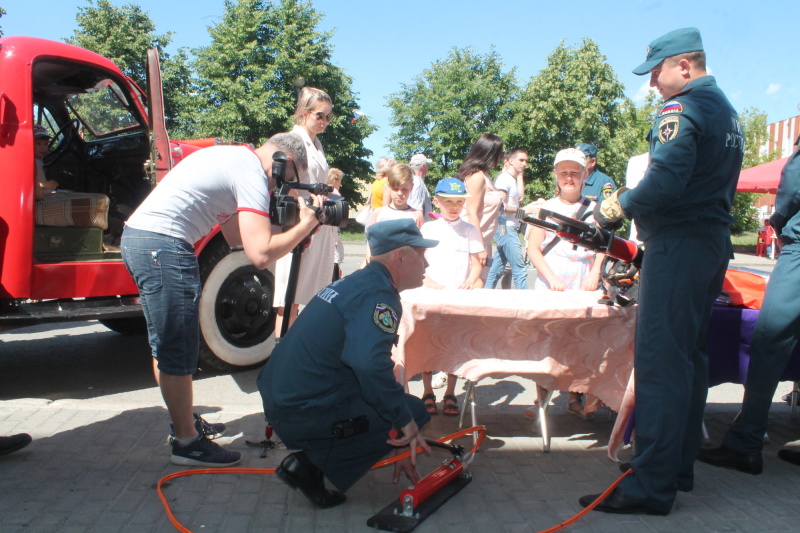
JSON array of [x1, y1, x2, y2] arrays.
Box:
[[568, 398, 594, 421], [422, 393, 438, 415], [442, 394, 459, 417], [523, 401, 540, 420]]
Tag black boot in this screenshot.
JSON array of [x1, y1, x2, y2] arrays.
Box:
[[697, 445, 762, 475], [276, 451, 346, 509], [0, 434, 32, 456]]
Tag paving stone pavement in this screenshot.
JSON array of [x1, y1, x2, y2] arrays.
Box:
[[1, 251, 794, 532], [2, 373, 800, 533]]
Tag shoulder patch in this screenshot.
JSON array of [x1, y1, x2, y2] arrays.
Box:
[[659, 100, 683, 116], [602, 183, 615, 198], [373, 303, 399, 334], [658, 116, 680, 143]]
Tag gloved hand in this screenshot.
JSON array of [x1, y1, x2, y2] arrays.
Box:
[[770, 211, 787, 237], [594, 187, 629, 230]]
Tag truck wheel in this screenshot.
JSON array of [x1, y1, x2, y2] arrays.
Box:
[[198, 239, 277, 372], [99, 317, 148, 335]]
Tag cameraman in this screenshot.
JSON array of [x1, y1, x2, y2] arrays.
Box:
[[121, 132, 322, 468]]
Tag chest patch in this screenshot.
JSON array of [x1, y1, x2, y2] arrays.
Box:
[[658, 116, 680, 143], [373, 303, 399, 334], [659, 101, 684, 116]]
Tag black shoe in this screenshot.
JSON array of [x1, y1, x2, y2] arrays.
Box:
[[276, 451, 346, 509], [618, 462, 631, 473], [0, 434, 32, 456], [697, 445, 762, 475], [578, 487, 667, 515], [778, 448, 800, 466]]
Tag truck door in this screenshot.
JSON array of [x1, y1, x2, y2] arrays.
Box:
[[146, 47, 171, 185]]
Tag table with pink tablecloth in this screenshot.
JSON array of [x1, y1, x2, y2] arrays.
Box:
[[391, 288, 637, 452]]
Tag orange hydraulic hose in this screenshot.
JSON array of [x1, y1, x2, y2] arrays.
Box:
[[157, 426, 487, 532], [157, 426, 628, 533]]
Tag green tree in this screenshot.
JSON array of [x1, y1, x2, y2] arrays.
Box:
[[0, 7, 6, 37], [386, 47, 518, 182], [184, 0, 374, 203], [66, 0, 192, 131], [730, 107, 780, 235], [502, 39, 640, 199]]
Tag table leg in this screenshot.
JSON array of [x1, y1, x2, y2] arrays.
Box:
[[537, 388, 556, 452], [459, 380, 476, 429]]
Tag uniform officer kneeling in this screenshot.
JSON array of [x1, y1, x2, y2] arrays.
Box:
[[258, 218, 437, 508]]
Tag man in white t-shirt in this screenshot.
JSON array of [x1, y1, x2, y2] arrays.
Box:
[[408, 153, 433, 221], [485, 149, 529, 289], [122, 132, 322, 468]]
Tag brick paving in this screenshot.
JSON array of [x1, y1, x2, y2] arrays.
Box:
[[1, 251, 795, 533]]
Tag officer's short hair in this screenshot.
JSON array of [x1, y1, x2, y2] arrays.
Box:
[[268, 132, 308, 173], [666, 51, 706, 70]]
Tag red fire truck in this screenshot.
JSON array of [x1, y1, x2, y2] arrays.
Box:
[[0, 36, 277, 371]]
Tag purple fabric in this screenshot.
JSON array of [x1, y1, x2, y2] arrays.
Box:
[[625, 305, 800, 445], [707, 305, 800, 387]]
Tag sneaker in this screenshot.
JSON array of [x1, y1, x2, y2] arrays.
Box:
[[170, 436, 241, 467], [169, 413, 226, 442], [431, 372, 448, 389]]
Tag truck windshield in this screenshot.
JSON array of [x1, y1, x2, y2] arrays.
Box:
[[67, 79, 140, 138]]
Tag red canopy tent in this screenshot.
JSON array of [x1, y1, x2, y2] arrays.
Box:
[[737, 156, 790, 193]]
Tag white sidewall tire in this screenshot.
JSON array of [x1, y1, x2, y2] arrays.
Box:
[[199, 251, 276, 368]]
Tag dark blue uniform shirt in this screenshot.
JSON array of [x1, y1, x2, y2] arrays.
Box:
[[582, 169, 616, 202], [774, 147, 800, 245], [620, 76, 744, 241], [259, 260, 413, 431]]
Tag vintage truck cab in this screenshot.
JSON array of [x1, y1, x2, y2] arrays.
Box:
[[0, 36, 277, 370]]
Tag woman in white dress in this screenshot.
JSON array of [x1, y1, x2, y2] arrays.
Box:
[[274, 87, 337, 336]]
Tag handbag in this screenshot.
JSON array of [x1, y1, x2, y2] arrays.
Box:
[[355, 191, 373, 226]]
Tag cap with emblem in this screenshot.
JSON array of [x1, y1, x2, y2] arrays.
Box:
[[633, 27, 704, 76], [574, 143, 597, 158], [33, 125, 50, 139], [434, 177, 470, 198], [366, 218, 439, 256]]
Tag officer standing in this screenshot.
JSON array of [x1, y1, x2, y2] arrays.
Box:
[[698, 144, 800, 471], [574, 143, 616, 202], [582, 27, 744, 515], [258, 218, 437, 508]]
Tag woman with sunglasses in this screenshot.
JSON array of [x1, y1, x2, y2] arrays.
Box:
[[274, 87, 338, 336]]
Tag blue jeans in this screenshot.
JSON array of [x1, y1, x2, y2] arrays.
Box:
[[485, 222, 528, 289], [121, 227, 201, 376]]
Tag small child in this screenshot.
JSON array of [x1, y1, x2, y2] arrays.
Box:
[[33, 125, 58, 200], [366, 164, 423, 261], [418, 177, 484, 416]]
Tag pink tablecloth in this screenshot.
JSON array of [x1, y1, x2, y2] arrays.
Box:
[[391, 288, 636, 426]]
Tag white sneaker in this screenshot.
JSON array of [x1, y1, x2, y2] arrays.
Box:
[[431, 372, 448, 389]]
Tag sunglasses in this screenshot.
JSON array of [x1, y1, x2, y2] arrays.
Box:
[[313, 111, 334, 122]]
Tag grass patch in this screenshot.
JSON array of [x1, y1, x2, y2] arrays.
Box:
[[340, 220, 365, 242], [732, 231, 757, 254]]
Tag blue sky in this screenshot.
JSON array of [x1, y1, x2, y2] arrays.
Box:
[[3, 0, 797, 166]]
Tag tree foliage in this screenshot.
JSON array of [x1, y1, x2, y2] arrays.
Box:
[[182, 0, 374, 203], [502, 39, 640, 199], [730, 107, 779, 235], [386, 47, 518, 182], [66, 0, 192, 128], [0, 7, 6, 37]]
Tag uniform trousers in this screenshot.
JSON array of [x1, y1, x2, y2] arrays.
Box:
[[267, 393, 430, 492], [620, 224, 731, 513], [723, 243, 800, 454]]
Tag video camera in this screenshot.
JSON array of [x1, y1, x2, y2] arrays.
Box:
[[269, 151, 349, 229]]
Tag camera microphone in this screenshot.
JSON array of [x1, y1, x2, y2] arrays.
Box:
[[272, 151, 287, 186]]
